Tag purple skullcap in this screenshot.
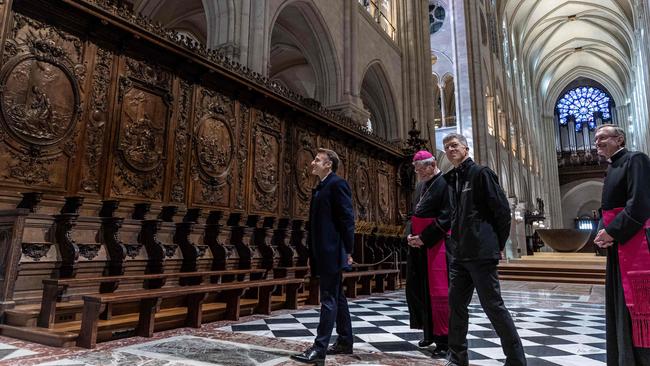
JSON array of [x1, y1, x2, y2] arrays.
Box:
[[412, 150, 434, 162]]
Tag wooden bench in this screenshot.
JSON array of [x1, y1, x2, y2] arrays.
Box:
[[343, 268, 399, 298], [273, 266, 310, 278], [76, 277, 304, 348], [38, 268, 267, 328], [306, 267, 400, 304]]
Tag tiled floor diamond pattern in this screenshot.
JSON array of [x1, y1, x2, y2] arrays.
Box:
[[220, 294, 607, 366]]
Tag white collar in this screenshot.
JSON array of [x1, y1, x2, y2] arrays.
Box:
[[606, 148, 625, 163]]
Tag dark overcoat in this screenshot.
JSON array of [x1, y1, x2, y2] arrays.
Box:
[[307, 173, 355, 275]]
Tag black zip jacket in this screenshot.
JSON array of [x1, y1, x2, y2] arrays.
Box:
[[444, 158, 511, 261]]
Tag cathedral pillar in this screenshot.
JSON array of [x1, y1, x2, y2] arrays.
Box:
[[438, 84, 447, 127], [203, 0, 269, 74], [396, 0, 435, 141], [328, 0, 369, 124], [542, 115, 563, 228]]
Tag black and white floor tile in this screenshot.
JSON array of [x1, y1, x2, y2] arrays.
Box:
[[220, 292, 607, 366], [0, 341, 37, 362]]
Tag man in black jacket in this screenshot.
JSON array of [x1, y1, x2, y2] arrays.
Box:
[[291, 148, 355, 365], [442, 133, 526, 366]]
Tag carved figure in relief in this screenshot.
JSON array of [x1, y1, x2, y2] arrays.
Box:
[[119, 90, 164, 170], [122, 112, 160, 167], [354, 166, 370, 205], [378, 173, 389, 216], [2, 59, 75, 143], [197, 117, 232, 177], [296, 148, 315, 196], [254, 133, 278, 192]]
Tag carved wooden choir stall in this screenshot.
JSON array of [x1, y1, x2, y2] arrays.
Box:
[[0, 0, 417, 348]]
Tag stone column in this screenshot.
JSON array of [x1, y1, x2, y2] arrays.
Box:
[[397, 0, 435, 139], [542, 115, 562, 228], [439, 84, 447, 127], [328, 0, 369, 123]]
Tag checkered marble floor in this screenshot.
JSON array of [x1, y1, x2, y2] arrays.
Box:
[[220, 292, 607, 365], [0, 341, 38, 362]]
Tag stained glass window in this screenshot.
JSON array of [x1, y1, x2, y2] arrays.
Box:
[[429, 4, 445, 34], [556, 87, 611, 131]]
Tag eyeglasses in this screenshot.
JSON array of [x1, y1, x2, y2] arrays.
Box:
[[444, 142, 464, 150], [593, 135, 617, 143]]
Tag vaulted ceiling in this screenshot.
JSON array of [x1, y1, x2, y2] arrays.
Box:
[[499, 0, 634, 109], [130, 0, 207, 44]]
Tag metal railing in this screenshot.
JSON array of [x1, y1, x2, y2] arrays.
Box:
[[358, 0, 396, 40], [433, 116, 457, 128]]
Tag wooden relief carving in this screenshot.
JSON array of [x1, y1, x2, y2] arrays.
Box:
[[190, 88, 235, 207], [170, 80, 192, 203], [111, 56, 172, 200], [377, 169, 390, 223], [235, 104, 249, 210], [281, 127, 292, 217], [352, 157, 371, 220], [251, 112, 282, 213], [292, 128, 317, 218], [80, 47, 112, 193], [0, 14, 83, 189], [323, 138, 347, 179]]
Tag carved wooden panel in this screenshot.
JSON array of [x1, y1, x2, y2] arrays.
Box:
[[321, 137, 348, 180], [109, 56, 172, 200], [0, 14, 84, 190], [169, 79, 192, 203], [79, 46, 113, 194], [377, 166, 394, 224], [0, 9, 403, 228], [188, 87, 236, 208], [250, 110, 283, 215], [235, 103, 250, 211], [290, 128, 318, 219], [351, 154, 372, 221]]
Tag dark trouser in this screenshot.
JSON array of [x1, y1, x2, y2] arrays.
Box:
[[448, 259, 526, 366], [606, 245, 650, 365], [314, 272, 353, 353]]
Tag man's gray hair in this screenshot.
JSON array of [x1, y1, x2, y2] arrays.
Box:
[[442, 133, 469, 147], [317, 148, 340, 173], [595, 124, 626, 147]]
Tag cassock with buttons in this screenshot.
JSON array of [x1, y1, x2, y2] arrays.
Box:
[[600, 147, 650, 365]]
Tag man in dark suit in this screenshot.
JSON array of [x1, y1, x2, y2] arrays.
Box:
[[291, 148, 355, 365]]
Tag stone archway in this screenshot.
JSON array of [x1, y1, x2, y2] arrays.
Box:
[[268, 1, 341, 106], [360, 61, 399, 140], [561, 180, 604, 229]]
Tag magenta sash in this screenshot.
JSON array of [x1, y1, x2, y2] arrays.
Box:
[[603, 208, 650, 348], [411, 216, 449, 336]]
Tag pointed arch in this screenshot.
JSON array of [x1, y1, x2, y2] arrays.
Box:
[[359, 60, 399, 140], [268, 0, 341, 105], [133, 0, 208, 44]]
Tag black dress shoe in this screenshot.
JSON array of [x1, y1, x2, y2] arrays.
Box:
[[290, 347, 325, 365], [431, 345, 449, 358], [418, 339, 434, 347], [326, 342, 353, 355]]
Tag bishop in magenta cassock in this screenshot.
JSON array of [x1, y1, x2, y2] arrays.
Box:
[[404, 150, 451, 359]]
